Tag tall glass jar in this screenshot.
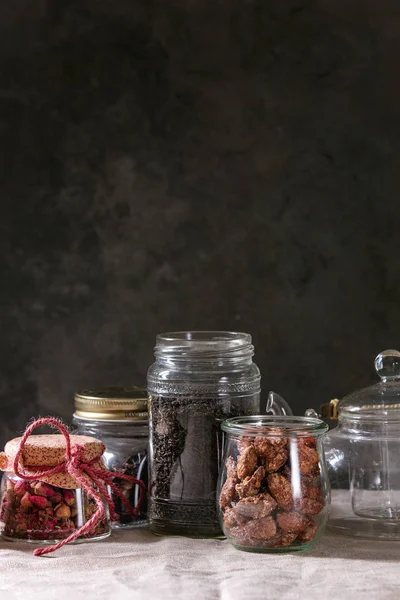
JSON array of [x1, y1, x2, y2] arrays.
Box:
[[147, 331, 261, 537], [217, 416, 329, 553], [72, 387, 148, 528]]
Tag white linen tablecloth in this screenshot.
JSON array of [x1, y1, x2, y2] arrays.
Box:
[[0, 528, 399, 600]]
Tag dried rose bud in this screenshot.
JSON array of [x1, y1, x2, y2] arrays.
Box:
[[70, 507, 78, 518], [29, 495, 48, 509], [20, 492, 33, 509], [45, 507, 54, 517], [55, 503, 71, 519], [85, 504, 96, 517], [63, 490, 76, 507], [4, 490, 15, 503], [0, 501, 12, 519], [66, 519, 76, 530], [121, 481, 133, 491], [15, 521, 28, 533], [51, 492, 63, 504], [13, 481, 27, 496], [32, 482, 56, 498]]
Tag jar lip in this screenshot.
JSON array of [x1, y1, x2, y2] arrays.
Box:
[[154, 331, 254, 358], [156, 331, 251, 345], [221, 415, 328, 436]]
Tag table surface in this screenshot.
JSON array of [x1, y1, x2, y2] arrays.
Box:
[[1, 528, 399, 600]]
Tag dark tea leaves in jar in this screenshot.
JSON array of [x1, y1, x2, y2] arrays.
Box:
[[147, 331, 261, 538]]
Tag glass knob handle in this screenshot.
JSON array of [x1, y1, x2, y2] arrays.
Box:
[[305, 408, 319, 418], [375, 349, 400, 381]]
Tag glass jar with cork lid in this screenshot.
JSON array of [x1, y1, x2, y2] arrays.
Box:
[[0, 418, 112, 554], [72, 387, 148, 528]]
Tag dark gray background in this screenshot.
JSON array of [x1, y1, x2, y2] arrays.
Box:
[[0, 0, 399, 449]]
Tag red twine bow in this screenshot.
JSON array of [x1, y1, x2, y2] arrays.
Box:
[[13, 417, 145, 557]]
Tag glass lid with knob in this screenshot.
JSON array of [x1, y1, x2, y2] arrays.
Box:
[[317, 349, 400, 421]]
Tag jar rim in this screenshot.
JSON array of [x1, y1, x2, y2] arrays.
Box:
[[156, 331, 251, 345], [221, 415, 328, 436], [154, 331, 254, 359]]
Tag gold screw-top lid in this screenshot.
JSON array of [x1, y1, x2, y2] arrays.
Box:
[[74, 386, 148, 421]]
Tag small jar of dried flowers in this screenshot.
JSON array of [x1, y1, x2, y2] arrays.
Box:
[[0, 417, 144, 556]]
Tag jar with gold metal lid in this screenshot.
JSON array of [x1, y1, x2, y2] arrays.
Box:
[[72, 387, 148, 528]]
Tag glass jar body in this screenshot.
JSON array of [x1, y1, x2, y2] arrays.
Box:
[[72, 417, 148, 528], [0, 473, 110, 543], [217, 416, 329, 553], [147, 332, 261, 538], [325, 413, 400, 540]]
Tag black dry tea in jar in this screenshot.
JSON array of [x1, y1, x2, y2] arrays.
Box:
[[147, 331, 261, 538], [72, 387, 148, 528]]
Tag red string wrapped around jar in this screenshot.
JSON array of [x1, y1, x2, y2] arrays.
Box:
[[0, 417, 145, 556]]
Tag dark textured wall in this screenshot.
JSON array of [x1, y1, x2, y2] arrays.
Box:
[[0, 0, 399, 448]]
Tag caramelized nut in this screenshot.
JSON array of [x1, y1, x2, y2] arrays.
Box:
[[267, 473, 293, 511], [237, 446, 258, 480], [236, 466, 265, 498]]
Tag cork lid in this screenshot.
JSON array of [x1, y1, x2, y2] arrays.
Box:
[[0, 434, 106, 489]]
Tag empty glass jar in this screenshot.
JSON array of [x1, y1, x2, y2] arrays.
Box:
[[147, 331, 261, 537], [320, 350, 400, 539], [72, 387, 148, 528], [217, 416, 329, 552]]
